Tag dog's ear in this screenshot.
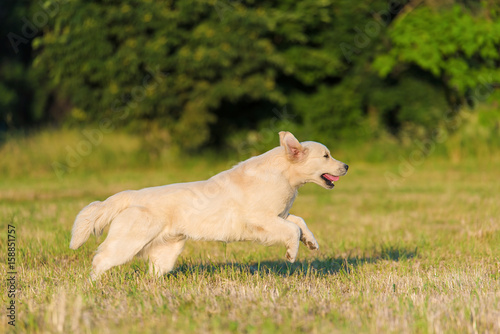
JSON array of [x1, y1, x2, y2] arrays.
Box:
[[279, 131, 305, 161], [279, 131, 288, 147]]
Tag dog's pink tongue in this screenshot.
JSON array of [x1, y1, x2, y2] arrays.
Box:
[[323, 174, 340, 182]]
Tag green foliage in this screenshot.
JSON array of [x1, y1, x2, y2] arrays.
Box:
[[32, 0, 396, 149], [1, 0, 499, 149], [0, 0, 38, 129], [373, 4, 500, 102]]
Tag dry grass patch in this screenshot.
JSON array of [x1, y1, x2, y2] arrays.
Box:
[[1, 157, 499, 333]]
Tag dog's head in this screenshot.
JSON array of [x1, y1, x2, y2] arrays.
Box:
[[279, 131, 348, 189]]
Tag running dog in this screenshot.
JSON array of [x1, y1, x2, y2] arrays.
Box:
[[70, 131, 348, 279]]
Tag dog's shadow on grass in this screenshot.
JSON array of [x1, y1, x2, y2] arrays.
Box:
[[171, 245, 418, 278]]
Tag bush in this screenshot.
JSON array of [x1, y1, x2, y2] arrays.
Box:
[[23, 0, 500, 150]]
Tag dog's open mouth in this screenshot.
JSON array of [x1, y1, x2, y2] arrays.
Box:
[[321, 173, 340, 187]]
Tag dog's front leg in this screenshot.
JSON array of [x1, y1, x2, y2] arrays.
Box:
[[246, 217, 302, 263], [287, 214, 319, 251]]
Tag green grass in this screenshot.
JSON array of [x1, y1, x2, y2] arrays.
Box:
[[1, 131, 499, 333]]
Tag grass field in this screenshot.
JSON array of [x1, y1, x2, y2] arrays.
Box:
[[1, 132, 499, 333]]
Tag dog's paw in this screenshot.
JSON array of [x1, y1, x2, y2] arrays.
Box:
[[285, 250, 296, 263], [301, 235, 319, 251], [306, 240, 319, 251]]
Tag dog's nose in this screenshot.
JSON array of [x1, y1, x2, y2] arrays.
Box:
[[344, 164, 349, 171]]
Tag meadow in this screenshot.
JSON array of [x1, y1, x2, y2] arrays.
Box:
[[1, 130, 499, 333]]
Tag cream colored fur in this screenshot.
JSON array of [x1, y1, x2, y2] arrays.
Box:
[[70, 131, 348, 280]]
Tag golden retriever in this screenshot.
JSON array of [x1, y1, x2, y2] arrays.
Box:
[[70, 131, 348, 279]]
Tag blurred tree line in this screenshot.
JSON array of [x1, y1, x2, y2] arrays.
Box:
[[1, 0, 499, 150]]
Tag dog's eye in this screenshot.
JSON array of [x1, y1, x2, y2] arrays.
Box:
[[323, 154, 329, 158]]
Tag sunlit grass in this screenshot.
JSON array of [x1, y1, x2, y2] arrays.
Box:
[[0, 130, 499, 333]]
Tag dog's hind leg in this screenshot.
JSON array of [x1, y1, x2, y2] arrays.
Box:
[[145, 238, 186, 277], [287, 214, 319, 251], [90, 206, 162, 280]]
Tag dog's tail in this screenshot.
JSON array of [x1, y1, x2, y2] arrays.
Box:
[[69, 191, 132, 250]]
